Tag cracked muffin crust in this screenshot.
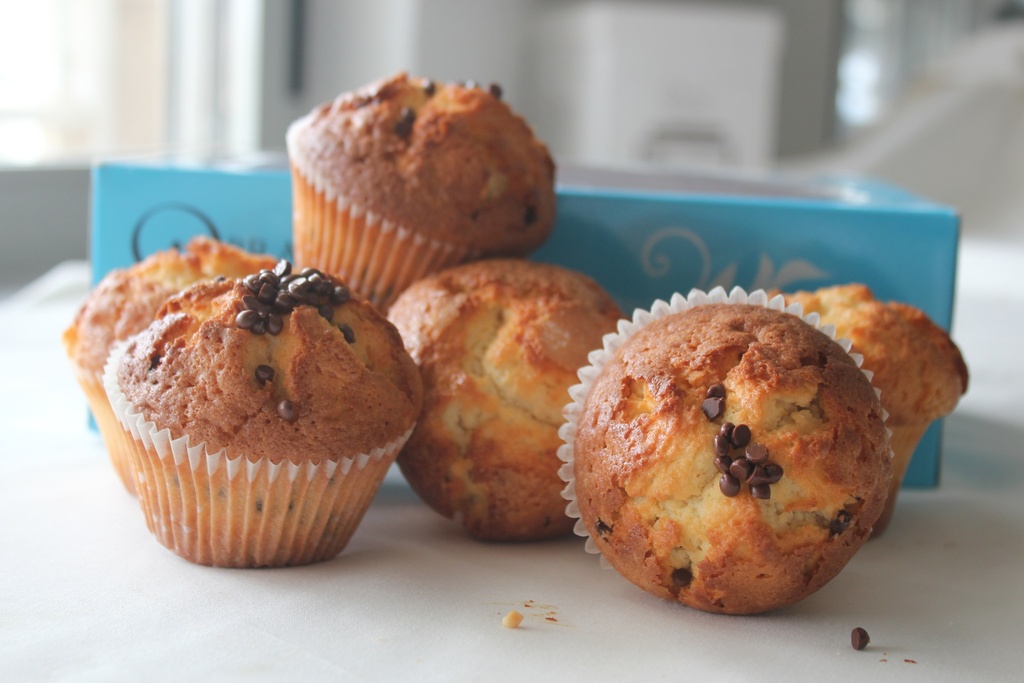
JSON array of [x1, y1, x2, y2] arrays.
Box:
[[388, 259, 621, 541], [65, 238, 277, 382], [784, 284, 968, 534], [569, 301, 891, 614], [118, 274, 422, 462]]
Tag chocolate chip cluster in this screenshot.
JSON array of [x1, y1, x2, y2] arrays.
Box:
[[235, 260, 351, 336], [235, 261, 353, 423], [700, 383, 784, 499]]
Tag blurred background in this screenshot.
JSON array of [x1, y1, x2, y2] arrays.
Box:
[[2, 0, 1023, 294]]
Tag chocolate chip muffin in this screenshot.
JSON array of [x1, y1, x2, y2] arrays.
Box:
[[561, 290, 891, 614], [287, 72, 556, 310], [388, 259, 622, 541], [784, 284, 968, 535], [62, 237, 277, 494], [104, 261, 423, 567]]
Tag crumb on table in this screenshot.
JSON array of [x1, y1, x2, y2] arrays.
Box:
[[502, 610, 524, 629]]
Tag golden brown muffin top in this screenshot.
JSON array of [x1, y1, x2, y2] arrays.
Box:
[[286, 72, 556, 255], [116, 262, 423, 463], [572, 303, 891, 614], [389, 259, 621, 403], [387, 259, 622, 540], [63, 238, 277, 378], [785, 284, 968, 426]]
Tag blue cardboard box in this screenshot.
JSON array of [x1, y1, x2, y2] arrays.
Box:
[[90, 157, 960, 487], [91, 154, 295, 277]]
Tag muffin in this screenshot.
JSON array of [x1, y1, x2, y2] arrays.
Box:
[[784, 284, 968, 535], [103, 261, 423, 567], [388, 259, 622, 541], [286, 72, 556, 310], [559, 288, 892, 615], [62, 238, 277, 494]]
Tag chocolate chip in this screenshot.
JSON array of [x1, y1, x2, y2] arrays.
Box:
[[274, 292, 298, 313], [851, 627, 870, 651], [394, 106, 416, 138], [250, 318, 267, 335], [338, 323, 355, 344], [255, 365, 274, 385], [714, 433, 731, 457], [266, 313, 284, 336], [257, 282, 276, 304], [748, 465, 770, 487], [242, 294, 263, 312], [765, 463, 784, 484], [148, 353, 161, 371], [731, 424, 751, 448], [288, 277, 310, 296], [278, 400, 297, 422], [595, 519, 612, 537], [702, 397, 724, 421], [524, 205, 537, 225], [713, 455, 732, 475], [236, 309, 260, 330], [719, 421, 734, 441], [750, 483, 771, 499], [706, 383, 726, 399], [423, 79, 436, 96], [488, 82, 503, 99], [829, 510, 852, 537], [272, 259, 291, 278], [719, 473, 740, 497], [729, 458, 753, 482], [306, 272, 324, 289], [671, 567, 692, 588], [243, 274, 261, 293], [330, 284, 350, 305], [745, 443, 769, 464], [255, 499, 263, 513]]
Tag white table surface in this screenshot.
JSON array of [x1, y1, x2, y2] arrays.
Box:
[[2, 238, 1022, 682]]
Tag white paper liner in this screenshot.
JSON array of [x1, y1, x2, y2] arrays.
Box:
[[556, 286, 893, 564], [102, 341, 414, 567], [288, 153, 479, 310]]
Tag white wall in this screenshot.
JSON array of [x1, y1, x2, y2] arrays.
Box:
[[259, 0, 538, 151], [258, 0, 845, 162]]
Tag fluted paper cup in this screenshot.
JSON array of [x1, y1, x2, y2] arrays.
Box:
[[103, 342, 412, 567], [291, 166, 478, 311]]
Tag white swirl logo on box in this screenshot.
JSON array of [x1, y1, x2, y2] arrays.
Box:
[[640, 226, 829, 292]]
